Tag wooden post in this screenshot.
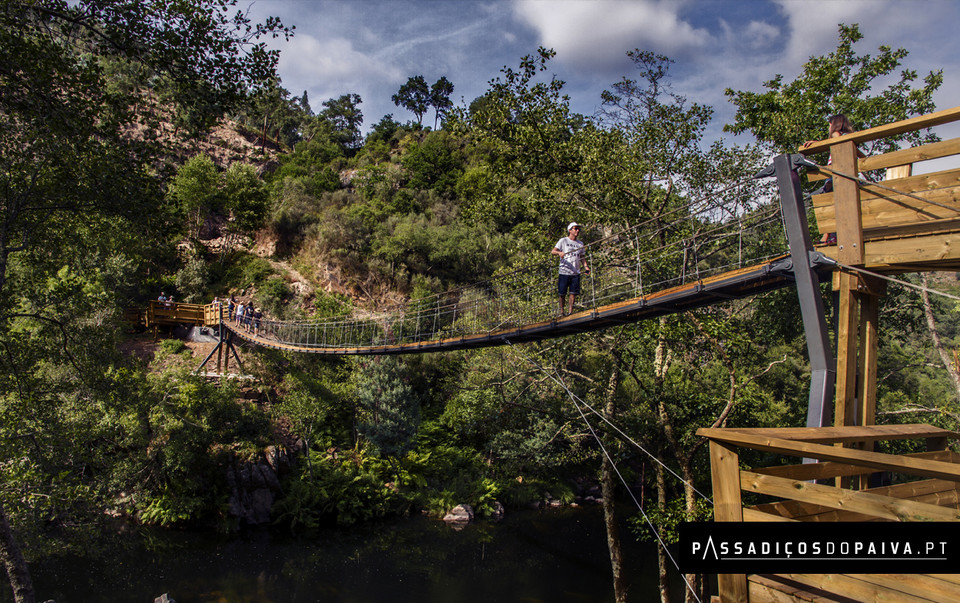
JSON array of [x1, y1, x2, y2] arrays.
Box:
[[831, 139, 865, 429], [831, 140, 864, 267], [834, 271, 860, 428], [857, 282, 882, 427], [884, 164, 912, 180], [709, 440, 747, 603]]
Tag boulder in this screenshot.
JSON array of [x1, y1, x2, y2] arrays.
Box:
[[443, 504, 474, 525], [226, 459, 282, 525]]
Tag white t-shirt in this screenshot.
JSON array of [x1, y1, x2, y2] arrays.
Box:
[[555, 237, 585, 275]]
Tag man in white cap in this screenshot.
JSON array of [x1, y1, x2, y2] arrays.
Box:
[[550, 222, 589, 315]]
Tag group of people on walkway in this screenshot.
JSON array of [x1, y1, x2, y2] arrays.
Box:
[[209, 296, 263, 336], [228, 297, 263, 336]]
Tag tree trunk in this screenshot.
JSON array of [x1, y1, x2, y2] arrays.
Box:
[[655, 457, 672, 603], [921, 273, 960, 402], [0, 502, 33, 603], [600, 366, 628, 602], [602, 453, 628, 603], [682, 467, 706, 603]]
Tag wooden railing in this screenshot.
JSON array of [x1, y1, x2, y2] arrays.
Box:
[[698, 424, 960, 602], [799, 106, 960, 272], [144, 300, 219, 327]]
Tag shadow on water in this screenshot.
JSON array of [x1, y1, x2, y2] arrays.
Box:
[[11, 506, 677, 603]]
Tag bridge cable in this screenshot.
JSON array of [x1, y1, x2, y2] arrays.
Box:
[[506, 340, 703, 602], [505, 341, 714, 503], [825, 259, 960, 302]]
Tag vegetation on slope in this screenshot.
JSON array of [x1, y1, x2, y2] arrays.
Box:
[[1, 3, 957, 601]]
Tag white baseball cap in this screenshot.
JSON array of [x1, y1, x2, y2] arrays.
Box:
[[567, 222, 581, 231]]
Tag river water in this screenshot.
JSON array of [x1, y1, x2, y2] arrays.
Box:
[[18, 507, 672, 602]]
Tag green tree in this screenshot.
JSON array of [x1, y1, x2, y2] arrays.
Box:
[[392, 75, 430, 126], [223, 162, 270, 235], [298, 89, 313, 115], [167, 154, 225, 238], [320, 93, 364, 151], [430, 76, 455, 129], [0, 1, 288, 600], [244, 80, 304, 149], [724, 23, 942, 155], [356, 357, 421, 460], [400, 131, 465, 196], [449, 47, 589, 233]]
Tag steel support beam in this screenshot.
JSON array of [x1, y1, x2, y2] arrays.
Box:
[[773, 154, 835, 428]]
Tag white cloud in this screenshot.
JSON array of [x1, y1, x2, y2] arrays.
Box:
[[512, 0, 710, 70], [743, 20, 780, 49], [277, 34, 402, 101]]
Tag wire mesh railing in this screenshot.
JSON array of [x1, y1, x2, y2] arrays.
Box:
[[225, 196, 788, 351]]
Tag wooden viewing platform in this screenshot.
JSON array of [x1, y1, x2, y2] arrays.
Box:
[[701, 107, 960, 603], [699, 424, 960, 603]]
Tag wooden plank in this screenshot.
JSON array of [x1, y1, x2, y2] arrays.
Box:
[[817, 230, 960, 269], [742, 508, 799, 522], [885, 165, 913, 180], [812, 169, 960, 233], [750, 500, 842, 522], [857, 230, 960, 266], [709, 424, 960, 444], [860, 217, 960, 243], [698, 430, 960, 482], [812, 177, 960, 217], [869, 478, 960, 501], [741, 471, 960, 522], [861, 137, 960, 173], [781, 573, 949, 603], [753, 450, 960, 481], [749, 481, 959, 523], [835, 573, 960, 603], [859, 290, 880, 428], [799, 106, 960, 154], [710, 441, 748, 603], [748, 574, 839, 603]]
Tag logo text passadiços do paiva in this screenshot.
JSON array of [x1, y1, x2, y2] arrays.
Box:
[[678, 521, 960, 573]]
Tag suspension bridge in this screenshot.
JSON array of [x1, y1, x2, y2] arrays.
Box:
[[138, 107, 960, 603]]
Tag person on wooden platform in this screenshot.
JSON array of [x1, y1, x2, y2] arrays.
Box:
[[803, 113, 862, 194]]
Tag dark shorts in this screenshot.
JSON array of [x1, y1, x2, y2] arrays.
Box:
[[558, 273, 581, 296]]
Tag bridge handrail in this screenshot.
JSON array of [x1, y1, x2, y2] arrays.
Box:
[[798, 106, 960, 154]]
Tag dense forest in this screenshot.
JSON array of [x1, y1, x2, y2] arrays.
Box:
[[1, 1, 958, 602]]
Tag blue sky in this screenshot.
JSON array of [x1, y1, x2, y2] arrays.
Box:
[[248, 0, 960, 146]]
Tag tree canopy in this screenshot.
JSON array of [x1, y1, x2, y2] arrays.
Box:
[[724, 23, 942, 155]]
